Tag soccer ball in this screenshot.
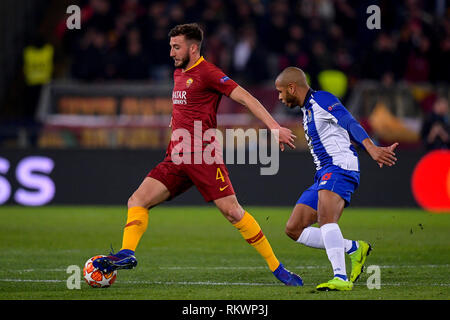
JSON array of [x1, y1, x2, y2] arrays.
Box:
[[83, 255, 117, 288]]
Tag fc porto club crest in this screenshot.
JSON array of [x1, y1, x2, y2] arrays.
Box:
[[186, 78, 193, 88], [307, 109, 312, 122]]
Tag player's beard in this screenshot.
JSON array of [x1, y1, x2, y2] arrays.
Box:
[[175, 53, 190, 69], [285, 91, 299, 108]]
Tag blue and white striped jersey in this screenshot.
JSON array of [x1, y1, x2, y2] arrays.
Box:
[[301, 89, 367, 172]]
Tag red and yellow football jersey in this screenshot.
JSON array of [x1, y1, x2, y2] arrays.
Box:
[[168, 56, 238, 154]]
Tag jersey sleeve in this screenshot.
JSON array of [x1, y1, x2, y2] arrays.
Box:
[[315, 91, 369, 146], [204, 64, 238, 97]]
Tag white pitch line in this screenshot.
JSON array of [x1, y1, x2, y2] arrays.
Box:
[[3, 264, 449, 273], [158, 264, 450, 270], [4, 268, 67, 273], [378, 264, 450, 269], [0, 279, 278, 286], [0, 279, 449, 287], [0, 279, 63, 283], [125, 280, 280, 286]]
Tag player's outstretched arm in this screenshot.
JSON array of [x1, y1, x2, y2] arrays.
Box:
[[332, 105, 399, 168], [362, 138, 399, 168], [229, 85, 296, 151]]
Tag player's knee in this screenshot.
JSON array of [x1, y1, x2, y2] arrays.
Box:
[[127, 194, 138, 209], [285, 221, 302, 241], [226, 208, 244, 224], [220, 204, 244, 224], [215, 196, 244, 224], [127, 193, 148, 209]]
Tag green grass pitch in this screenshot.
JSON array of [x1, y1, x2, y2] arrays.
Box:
[[0, 206, 448, 300]]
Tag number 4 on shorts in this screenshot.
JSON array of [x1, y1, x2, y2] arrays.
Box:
[[216, 168, 225, 182]]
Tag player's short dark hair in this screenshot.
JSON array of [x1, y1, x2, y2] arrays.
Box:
[[168, 23, 204, 46]]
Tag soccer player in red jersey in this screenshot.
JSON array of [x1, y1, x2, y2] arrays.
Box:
[[94, 23, 302, 286]]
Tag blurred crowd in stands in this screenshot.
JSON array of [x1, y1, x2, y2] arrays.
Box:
[[13, 0, 445, 150], [57, 0, 449, 87]]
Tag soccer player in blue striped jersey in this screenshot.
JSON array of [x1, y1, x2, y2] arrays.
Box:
[[275, 67, 399, 291]]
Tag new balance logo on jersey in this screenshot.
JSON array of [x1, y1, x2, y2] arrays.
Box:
[[172, 91, 187, 105], [328, 102, 340, 111]]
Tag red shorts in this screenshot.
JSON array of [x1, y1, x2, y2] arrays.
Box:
[[147, 154, 235, 202]]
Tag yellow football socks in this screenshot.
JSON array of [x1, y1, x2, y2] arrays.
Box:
[[233, 211, 280, 272], [121, 206, 149, 252], [120, 208, 280, 272]]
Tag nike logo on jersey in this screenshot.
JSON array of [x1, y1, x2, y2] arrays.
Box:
[[219, 185, 229, 191]]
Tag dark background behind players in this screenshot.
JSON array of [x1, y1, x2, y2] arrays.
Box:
[[1, 0, 448, 151]]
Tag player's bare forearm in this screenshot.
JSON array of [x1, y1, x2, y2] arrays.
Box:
[[230, 86, 279, 129], [229, 86, 296, 150], [362, 138, 399, 168]]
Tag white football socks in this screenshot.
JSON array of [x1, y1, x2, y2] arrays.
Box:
[[296, 226, 324, 249], [296, 226, 358, 254], [320, 223, 348, 280]]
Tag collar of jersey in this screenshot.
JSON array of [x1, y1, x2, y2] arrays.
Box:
[[183, 56, 205, 72], [301, 88, 315, 108]]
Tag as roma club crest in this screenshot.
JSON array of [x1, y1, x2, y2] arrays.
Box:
[[186, 78, 193, 88]]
